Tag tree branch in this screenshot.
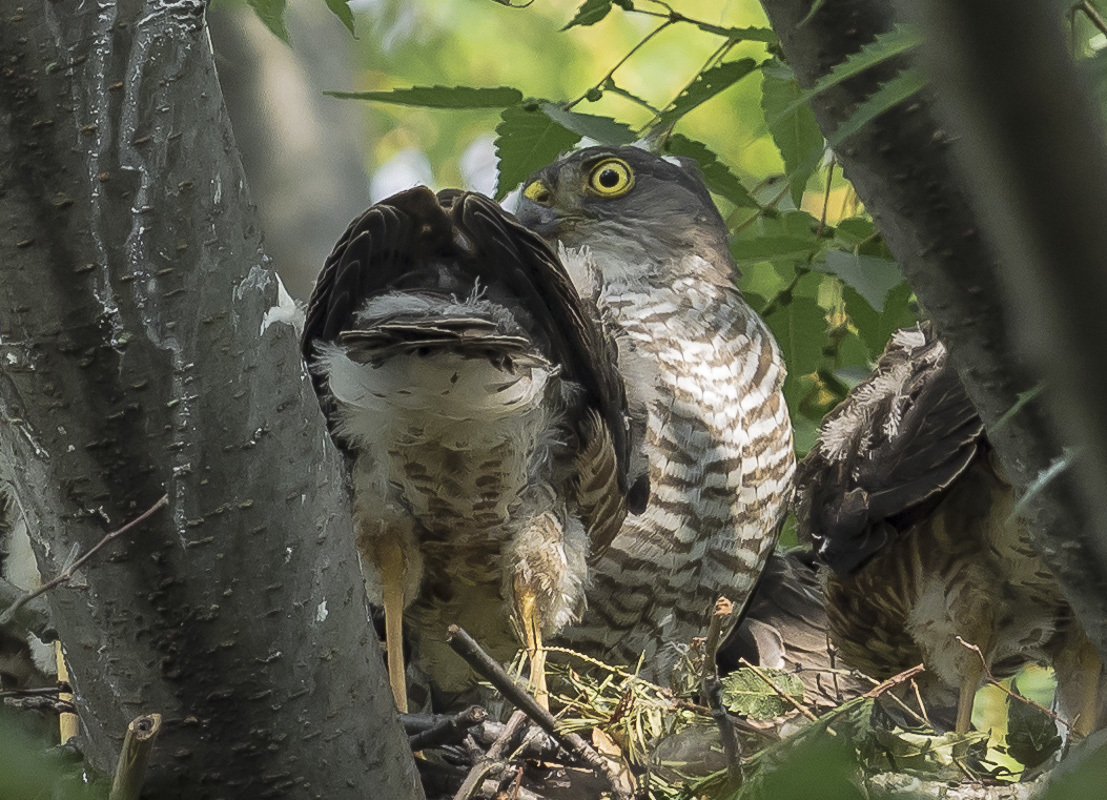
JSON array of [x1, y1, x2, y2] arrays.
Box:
[[0, 496, 167, 626], [0, 2, 417, 795], [757, 0, 1107, 661]]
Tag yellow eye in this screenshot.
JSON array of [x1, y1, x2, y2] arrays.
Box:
[[587, 158, 634, 197]]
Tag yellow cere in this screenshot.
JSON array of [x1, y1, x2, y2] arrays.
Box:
[[587, 158, 634, 197], [523, 180, 551, 204]]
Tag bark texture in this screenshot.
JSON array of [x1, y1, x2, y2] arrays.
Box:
[[757, 0, 1107, 660], [0, 1, 420, 796]]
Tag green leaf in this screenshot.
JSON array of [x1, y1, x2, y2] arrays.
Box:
[[812, 23, 922, 95], [829, 68, 927, 145], [495, 104, 581, 198], [659, 59, 759, 127], [687, 22, 778, 45], [764, 25, 923, 132], [870, 727, 989, 780], [323, 0, 355, 36], [761, 60, 825, 207], [326, 86, 524, 109], [799, 0, 828, 26], [601, 80, 661, 114], [1005, 683, 1062, 770], [992, 384, 1044, 434], [833, 217, 877, 246], [843, 282, 916, 359], [815, 251, 902, 311], [248, 0, 290, 44], [764, 277, 827, 379], [731, 235, 820, 265], [539, 103, 637, 145], [663, 134, 759, 209], [720, 667, 805, 719], [563, 0, 613, 29]]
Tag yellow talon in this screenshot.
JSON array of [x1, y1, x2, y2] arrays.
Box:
[[377, 534, 409, 713], [515, 582, 549, 711]]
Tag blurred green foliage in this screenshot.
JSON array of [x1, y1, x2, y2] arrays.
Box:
[[319, 0, 924, 453], [0, 716, 107, 800]]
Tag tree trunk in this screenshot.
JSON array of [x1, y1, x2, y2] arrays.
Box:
[[757, 0, 1107, 661], [0, 1, 420, 796]]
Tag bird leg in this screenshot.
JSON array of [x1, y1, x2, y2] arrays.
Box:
[[1054, 631, 1105, 737], [513, 577, 549, 711], [376, 533, 409, 713], [955, 657, 983, 734]]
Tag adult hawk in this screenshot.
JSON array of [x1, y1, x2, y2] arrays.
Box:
[[302, 187, 649, 710], [796, 325, 1103, 733], [516, 146, 796, 682]]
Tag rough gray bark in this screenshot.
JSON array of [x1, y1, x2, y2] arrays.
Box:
[[757, 0, 1107, 660], [0, 1, 420, 797]]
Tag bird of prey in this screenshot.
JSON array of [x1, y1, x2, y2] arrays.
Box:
[[515, 146, 796, 683], [796, 325, 1104, 733], [302, 187, 648, 711], [721, 547, 867, 713]]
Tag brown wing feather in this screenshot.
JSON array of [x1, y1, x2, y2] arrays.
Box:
[[302, 187, 643, 541], [796, 326, 985, 575]]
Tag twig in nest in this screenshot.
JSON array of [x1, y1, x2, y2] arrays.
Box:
[[453, 709, 527, 800], [737, 658, 820, 725], [910, 677, 934, 729], [408, 705, 488, 751], [0, 495, 169, 626], [861, 664, 926, 700], [840, 668, 928, 727], [3, 696, 76, 715], [109, 713, 163, 800], [702, 597, 742, 785], [0, 684, 70, 699], [446, 624, 632, 800], [956, 636, 1071, 730]]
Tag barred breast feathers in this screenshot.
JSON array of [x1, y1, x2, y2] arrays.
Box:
[[559, 251, 795, 678]]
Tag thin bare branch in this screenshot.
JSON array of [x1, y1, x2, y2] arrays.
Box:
[[446, 624, 632, 800], [0, 495, 168, 626], [956, 636, 1071, 730], [703, 597, 742, 784], [861, 664, 926, 699], [109, 713, 164, 800]]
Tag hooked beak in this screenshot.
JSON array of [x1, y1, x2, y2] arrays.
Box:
[[515, 199, 562, 238]]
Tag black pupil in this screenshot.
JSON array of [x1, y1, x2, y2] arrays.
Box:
[[598, 168, 621, 188]]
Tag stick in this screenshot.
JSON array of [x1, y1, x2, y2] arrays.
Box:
[[56, 642, 78, 743], [109, 713, 163, 800], [452, 709, 526, 800], [2, 696, 76, 714], [738, 658, 820, 724], [861, 664, 926, 699], [0, 684, 70, 699], [408, 705, 488, 751], [446, 624, 632, 800], [0, 495, 168, 626], [703, 598, 742, 784], [956, 636, 1071, 730], [0, 576, 53, 640]]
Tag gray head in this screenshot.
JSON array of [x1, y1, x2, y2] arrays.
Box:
[[514, 146, 735, 284]]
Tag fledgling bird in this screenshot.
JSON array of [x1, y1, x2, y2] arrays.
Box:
[[721, 547, 867, 713], [796, 325, 1104, 734], [515, 146, 796, 683], [302, 187, 649, 711]]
